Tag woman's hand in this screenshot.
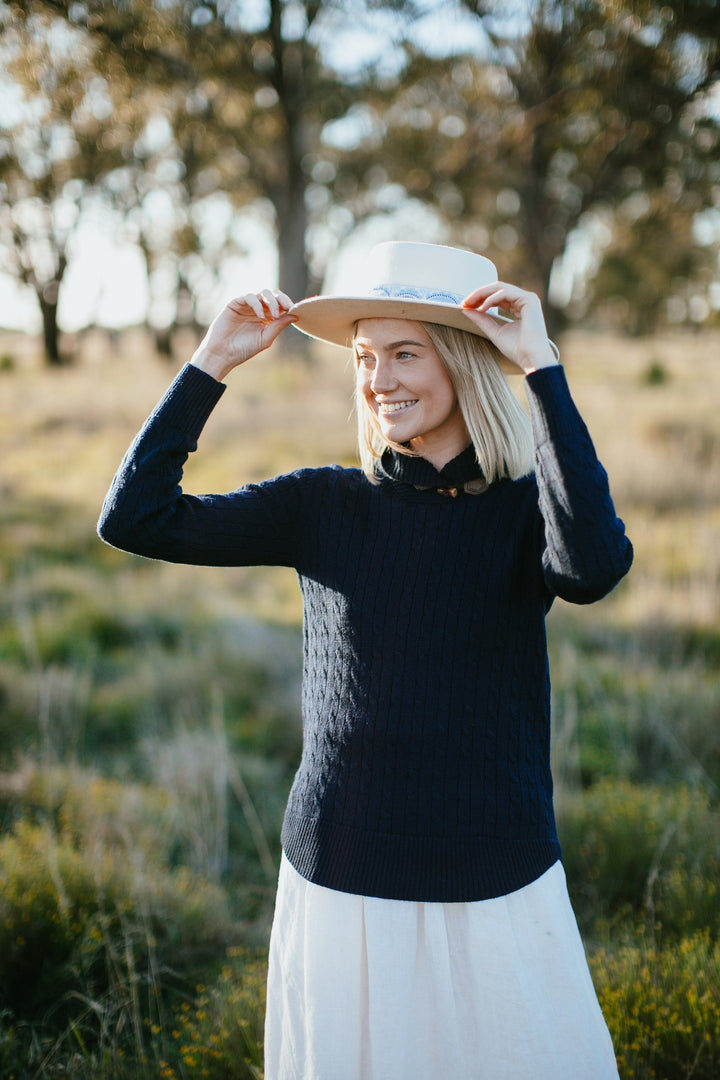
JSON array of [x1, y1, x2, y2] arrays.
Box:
[[190, 290, 298, 382], [461, 282, 559, 375]]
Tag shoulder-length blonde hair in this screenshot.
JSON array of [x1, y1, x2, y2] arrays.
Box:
[[355, 320, 534, 483]]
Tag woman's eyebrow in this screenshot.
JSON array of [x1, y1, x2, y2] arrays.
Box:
[[354, 339, 425, 349]]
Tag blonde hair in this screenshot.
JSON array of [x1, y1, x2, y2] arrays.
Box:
[[355, 321, 534, 483]]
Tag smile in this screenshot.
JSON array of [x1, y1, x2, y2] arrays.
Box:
[[377, 400, 418, 414]]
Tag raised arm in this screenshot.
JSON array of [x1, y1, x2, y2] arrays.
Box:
[[462, 280, 632, 604], [97, 292, 302, 566]]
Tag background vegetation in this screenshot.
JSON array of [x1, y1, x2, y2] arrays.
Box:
[[0, 324, 718, 1078], [1, 0, 719, 1076], [1, 0, 719, 361]]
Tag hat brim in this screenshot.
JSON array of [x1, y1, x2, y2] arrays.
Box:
[[290, 295, 522, 375]]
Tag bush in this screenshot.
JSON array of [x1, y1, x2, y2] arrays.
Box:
[[0, 778, 235, 1077], [591, 932, 720, 1080], [162, 948, 267, 1080], [558, 780, 720, 936], [548, 617, 720, 791]]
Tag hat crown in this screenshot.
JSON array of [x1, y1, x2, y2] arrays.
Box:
[[361, 241, 498, 303]]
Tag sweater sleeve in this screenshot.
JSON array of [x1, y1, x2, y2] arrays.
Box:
[[97, 363, 303, 567], [524, 365, 633, 605]]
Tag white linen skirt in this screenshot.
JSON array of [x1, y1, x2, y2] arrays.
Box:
[[264, 854, 618, 1080]]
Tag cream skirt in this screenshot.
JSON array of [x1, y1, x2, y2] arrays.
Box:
[[264, 854, 618, 1080]]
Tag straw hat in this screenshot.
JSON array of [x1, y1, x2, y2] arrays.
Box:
[[291, 241, 517, 369]]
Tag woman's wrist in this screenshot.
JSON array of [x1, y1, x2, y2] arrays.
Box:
[[521, 340, 560, 375], [190, 347, 236, 383]]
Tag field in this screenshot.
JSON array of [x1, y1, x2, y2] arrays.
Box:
[[1, 325, 719, 1078]]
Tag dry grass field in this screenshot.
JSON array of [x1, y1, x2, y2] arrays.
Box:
[[1, 325, 719, 1078]]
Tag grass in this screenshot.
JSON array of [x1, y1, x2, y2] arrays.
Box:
[[1, 324, 719, 1076]]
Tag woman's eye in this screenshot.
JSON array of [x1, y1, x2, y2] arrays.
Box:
[[357, 354, 375, 366]]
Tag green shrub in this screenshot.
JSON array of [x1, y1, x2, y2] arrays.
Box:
[[558, 780, 720, 936], [591, 932, 720, 1080], [162, 948, 267, 1080], [549, 619, 720, 791], [0, 777, 235, 1077]]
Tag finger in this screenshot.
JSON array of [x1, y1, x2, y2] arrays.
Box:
[[259, 288, 282, 319], [462, 282, 502, 309], [235, 293, 265, 319], [461, 306, 506, 342], [463, 284, 519, 313], [261, 310, 299, 347], [274, 289, 294, 311]]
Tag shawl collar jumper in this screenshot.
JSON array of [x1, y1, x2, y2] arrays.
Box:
[[98, 362, 633, 902]]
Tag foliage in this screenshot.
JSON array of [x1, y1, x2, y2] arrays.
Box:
[[589, 195, 719, 334], [164, 949, 267, 1080], [374, 0, 720, 334], [1, 330, 720, 1075], [548, 615, 720, 792], [4, 0, 379, 333], [0, 13, 129, 363], [558, 781, 720, 937], [591, 932, 720, 1080], [2, 0, 718, 359], [0, 780, 236, 1077]]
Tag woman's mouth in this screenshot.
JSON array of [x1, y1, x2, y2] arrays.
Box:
[[377, 400, 418, 415]]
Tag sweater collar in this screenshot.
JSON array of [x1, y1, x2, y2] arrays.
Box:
[[375, 444, 484, 488]]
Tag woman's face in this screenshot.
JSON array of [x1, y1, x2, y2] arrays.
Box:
[[354, 318, 469, 468]]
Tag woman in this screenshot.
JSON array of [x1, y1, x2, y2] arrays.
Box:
[[99, 241, 632, 1079]]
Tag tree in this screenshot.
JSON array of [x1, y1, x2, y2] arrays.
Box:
[[12, 0, 376, 302], [369, 0, 720, 336], [587, 194, 719, 334], [0, 11, 127, 362]]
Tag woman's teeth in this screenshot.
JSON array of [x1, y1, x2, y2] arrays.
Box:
[[378, 400, 417, 413]]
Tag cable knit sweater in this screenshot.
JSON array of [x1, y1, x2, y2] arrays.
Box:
[[98, 361, 632, 903]]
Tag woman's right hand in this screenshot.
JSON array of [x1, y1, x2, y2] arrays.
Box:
[[190, 290, 298, 382]]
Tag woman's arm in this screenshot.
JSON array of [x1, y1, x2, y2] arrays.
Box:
[[524, 365, 633, 604], [97, 292, 302, 566], [461, 280, 632, 603]]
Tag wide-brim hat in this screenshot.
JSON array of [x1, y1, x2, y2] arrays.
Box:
[[291, 241, 520, 374]]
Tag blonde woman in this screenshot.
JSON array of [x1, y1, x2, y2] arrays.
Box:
[[99, 241, 631, 1079]]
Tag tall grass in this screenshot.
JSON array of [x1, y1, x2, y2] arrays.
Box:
[[1, 326, 719, 1076]]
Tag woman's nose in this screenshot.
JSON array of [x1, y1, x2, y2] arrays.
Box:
[[370, 358, 396, 393]]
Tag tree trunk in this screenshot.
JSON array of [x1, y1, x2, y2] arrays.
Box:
[[37, 287, 66, 366], [277, 199, 310, 302], [274, 174, 312, 356]]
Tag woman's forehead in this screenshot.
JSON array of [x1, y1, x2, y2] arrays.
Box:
[[353, 317, 430, 346]]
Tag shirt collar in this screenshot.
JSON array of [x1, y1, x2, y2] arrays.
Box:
[[375, 444, 484, 488]]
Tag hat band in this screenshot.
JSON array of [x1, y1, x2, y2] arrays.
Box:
[[369, 283, 464, 305]]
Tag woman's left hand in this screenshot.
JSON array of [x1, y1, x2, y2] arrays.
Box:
[[461, 282, 559, 375]]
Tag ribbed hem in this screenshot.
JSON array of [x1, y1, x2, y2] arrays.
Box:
[[148, 362, 226, 437], [281, 812, 562, 903]]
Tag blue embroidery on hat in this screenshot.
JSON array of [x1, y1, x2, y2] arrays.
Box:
[[370, 284, 461, 304]]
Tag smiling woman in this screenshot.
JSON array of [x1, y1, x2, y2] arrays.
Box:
[[97, 239, 633, 1080], [354, 318, 466, 469]]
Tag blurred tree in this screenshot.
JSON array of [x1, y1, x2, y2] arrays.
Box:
[[5, 0, 719, 350], [587, 192, 716, 330], [587, 194, 718, 334], [12, 0, 373, 296], [370, 0, 720, 336], [0, 12, 128, 363], [102, 94, 245, 357]]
